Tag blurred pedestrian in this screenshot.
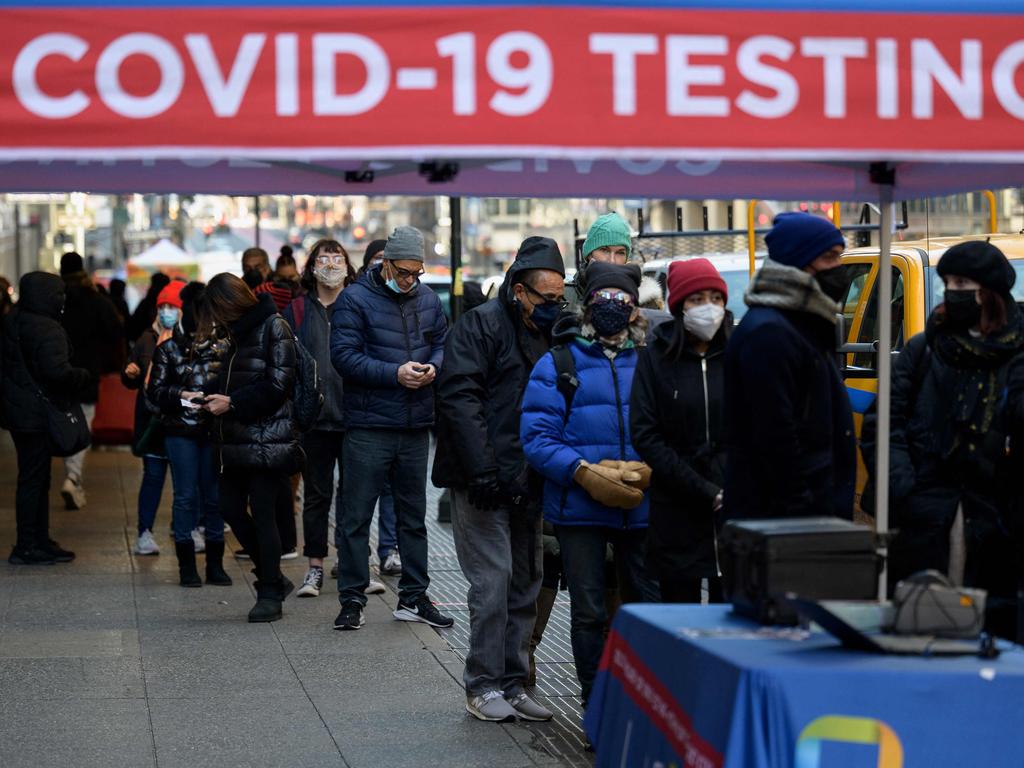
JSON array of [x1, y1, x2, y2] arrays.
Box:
[[199, 274, 302, 621], [108, 278, 130, 324], [434, 236, 566, 722], [631, 259, 730, 603], [723, 212, 855, 520], [59, 251, 124, 510], [2, 272, 91, 564], [0, 276, 13, 316], [521, 261, 658, 707], [359, 240, 387, 275], [128, 272, 171, 342], [147, 281, 231, 588], [863, 241, 1024, 638], [330, 226, 452, 631], [275, 247, 300, 285], [244, 247, 297, 312]]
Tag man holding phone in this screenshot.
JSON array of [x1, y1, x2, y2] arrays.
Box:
[[330, 226, 452, 632]]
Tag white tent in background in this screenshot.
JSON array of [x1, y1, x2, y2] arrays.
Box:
[[129, 239, 192, 267]]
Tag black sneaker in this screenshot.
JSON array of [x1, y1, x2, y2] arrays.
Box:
[[44, 539, 75, 563], [393, 595, 454, 628], [334, 602, 364, 631], [8, 547, 56, 566]]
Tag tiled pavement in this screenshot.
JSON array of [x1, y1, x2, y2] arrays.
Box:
[[0, 433, 593, 768]]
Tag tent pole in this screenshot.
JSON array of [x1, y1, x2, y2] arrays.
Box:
[[874, 182, 894, 602], [449, 196, 463, 322], [254, 196, 261, 248]]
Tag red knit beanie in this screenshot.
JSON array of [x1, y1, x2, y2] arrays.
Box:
[[667, 259, 728, 315], [156, 280, 185, 309]]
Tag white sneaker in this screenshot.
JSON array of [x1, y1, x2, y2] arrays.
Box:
[[364, 579, 386, 595], [61, 477, 86, 510], [466, 691, 518, 722], [191, 529, 206, 553], [381, 550, 402, 576], [297, 566, 324, 597], [281, 549, 299, 561], [134, 530, 160, 556]]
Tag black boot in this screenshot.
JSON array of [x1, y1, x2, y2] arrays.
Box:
[[174, 540, 202, 588], [247, 574, 293, 623], [204, 540, 233, 586], [247, 598, 282, 623]]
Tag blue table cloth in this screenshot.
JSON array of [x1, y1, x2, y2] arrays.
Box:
[[583, 604, 1024, 768]]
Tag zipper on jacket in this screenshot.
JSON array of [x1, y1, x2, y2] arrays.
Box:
[[606, 355, 629, 529], [701, 353, 722, 578], [219, 347, 237, 474], [398, 300, 414, 428]]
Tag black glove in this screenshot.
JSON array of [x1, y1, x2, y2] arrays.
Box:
[[468, 472, 503, 511]]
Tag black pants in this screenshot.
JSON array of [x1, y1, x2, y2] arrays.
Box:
[[301, 430, 344, 559], [658, 573, 726, 604], [275, 478, 298, 554], [12, 431, 51, 550], [221, 467, 289, 590]]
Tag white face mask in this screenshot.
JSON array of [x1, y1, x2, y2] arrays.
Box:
[[683, 303, 726, 341], [314, 264, 346, 289]]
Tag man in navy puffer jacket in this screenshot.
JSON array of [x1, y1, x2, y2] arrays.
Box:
[[329, 226, 452, 632]]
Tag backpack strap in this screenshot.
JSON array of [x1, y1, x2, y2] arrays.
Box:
[[550, 344, 578, 423]]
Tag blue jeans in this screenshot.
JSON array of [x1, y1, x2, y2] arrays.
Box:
[[377, 481, 398, 561], [165, 436, 223, 544], [555, 525, 660, 705], [338, 429, 430, 607], [137, 455, 168, 535]]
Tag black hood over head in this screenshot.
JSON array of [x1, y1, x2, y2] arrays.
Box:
[[18, 271, 65, 320], [228, 292, 278, 339], [499, 236, 566, 306]]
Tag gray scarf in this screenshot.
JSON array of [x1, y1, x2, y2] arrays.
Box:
[[744, 259, 840, 324]]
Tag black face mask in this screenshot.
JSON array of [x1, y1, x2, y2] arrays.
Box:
[[813, 267, 849, 303], [590, 300, 633, 337], [943, 289, 982, 329], [529, 301, 560, 335]]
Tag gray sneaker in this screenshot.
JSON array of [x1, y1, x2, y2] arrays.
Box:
[[364, 579, 386, 595], [506, 692, 553, 721], [466, 691, 518, 722]]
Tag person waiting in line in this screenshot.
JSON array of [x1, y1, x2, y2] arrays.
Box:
[[521, 261, 659, 708], [58, 251, 124, 511], [128, 272, 171, 342], [863, 241, 1024, 639], [147, 281, 231, 588], [434, 236, 566, 723], [198, 274, 303, 622], [122, 279, 181, 556], [631, 259, 731, 603], [2, 272, 90, 565], [275, 246, 300, 285], [0, 276, 14, 316], [330, 226, 452, 632], [723, 212, 856, 521]]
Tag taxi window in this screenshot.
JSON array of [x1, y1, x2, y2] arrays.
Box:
[[854, 267, 904, 368], [839, 264, 872, 330], [927, 261, 1024, 312]]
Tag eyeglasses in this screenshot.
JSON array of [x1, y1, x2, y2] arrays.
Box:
[[389, 264, 425, 280], [316, 253, 347, 266], [524, 282, 569, 310], [591, 289, 634, 305]]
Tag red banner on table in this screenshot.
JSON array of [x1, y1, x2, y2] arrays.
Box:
[[2, 6, 1024, 161]]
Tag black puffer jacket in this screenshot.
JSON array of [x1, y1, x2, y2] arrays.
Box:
[[216, 294, 303, 473], [147, 324, 228, 438], [1, 272, 92, 432], [630, 317, 729, 581], [432, 241, 560, 492]]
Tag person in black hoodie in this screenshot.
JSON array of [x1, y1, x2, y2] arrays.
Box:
[[631, 259, 731, 603], [199, 273, 302, 622], [128, 272, 171, 342], [147, 281, 232, 588], [862, 241, 1024, 638], [1, 272, 91, 564], [433, 236, 565, 722]]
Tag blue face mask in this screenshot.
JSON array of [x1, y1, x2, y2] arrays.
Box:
[[157, 307, 179, 329], [589, 300, 633, 337], [529, 301, 561, 334], [385, 277, 403, 294]]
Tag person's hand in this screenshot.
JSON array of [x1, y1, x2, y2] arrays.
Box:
[[397, 361, 431, 389], [180, 391, 204, 402], [202, 394, 231, 415], [418, 364, 437, 386], [598, 460, 652, 490], [713, 491, 724, 513], [468, 472, 503, 511], [573, 461, 644, 509], [124, 362, 141, 379]]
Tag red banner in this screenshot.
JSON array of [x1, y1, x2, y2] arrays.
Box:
[[2, 7, 1024, 160]]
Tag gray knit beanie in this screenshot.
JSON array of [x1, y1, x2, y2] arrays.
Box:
[[382, 226, 425, 263]]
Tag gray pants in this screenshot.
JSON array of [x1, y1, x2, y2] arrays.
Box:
[[63, 402, 95, 482], [452, 490, 543, 698]]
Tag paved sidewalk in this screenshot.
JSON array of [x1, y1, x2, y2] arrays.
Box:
[[0, 433, 592, 768]]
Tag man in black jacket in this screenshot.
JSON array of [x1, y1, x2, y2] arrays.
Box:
[[433, 236, 565, 723]]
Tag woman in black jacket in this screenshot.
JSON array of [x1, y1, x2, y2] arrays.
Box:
[[199, 273, 302, 623], [630, 259, 731, 603], [863, 241, 1024, 638], [1, 272, 91, 565], [147, 281, 232, 588]]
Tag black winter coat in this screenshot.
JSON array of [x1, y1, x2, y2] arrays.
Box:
[[862, 311, 1024, 606], [122, 327, 160, 453], [61, 271, 123, 402], [1, 272, 92, 433], [723, 306, 856, 520], [147, 325, 228, 439], [631, 318, 728, 581], [216, 294, 303, 473], [432, 283, 550, 492]]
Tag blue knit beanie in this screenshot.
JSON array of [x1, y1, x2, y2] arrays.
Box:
[[765, 212, 845, 269]]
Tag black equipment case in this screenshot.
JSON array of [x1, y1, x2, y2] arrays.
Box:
[[719, 517, 879, 625]]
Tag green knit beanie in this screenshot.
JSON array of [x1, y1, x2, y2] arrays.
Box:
[[582, 212, 633, 259]]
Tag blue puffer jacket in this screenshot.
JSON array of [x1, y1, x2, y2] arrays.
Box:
[[520, 323, 649, 529], [330, 265, 447, 430]]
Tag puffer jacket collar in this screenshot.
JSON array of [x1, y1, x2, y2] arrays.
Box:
[[230, 293, 278, 339]]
